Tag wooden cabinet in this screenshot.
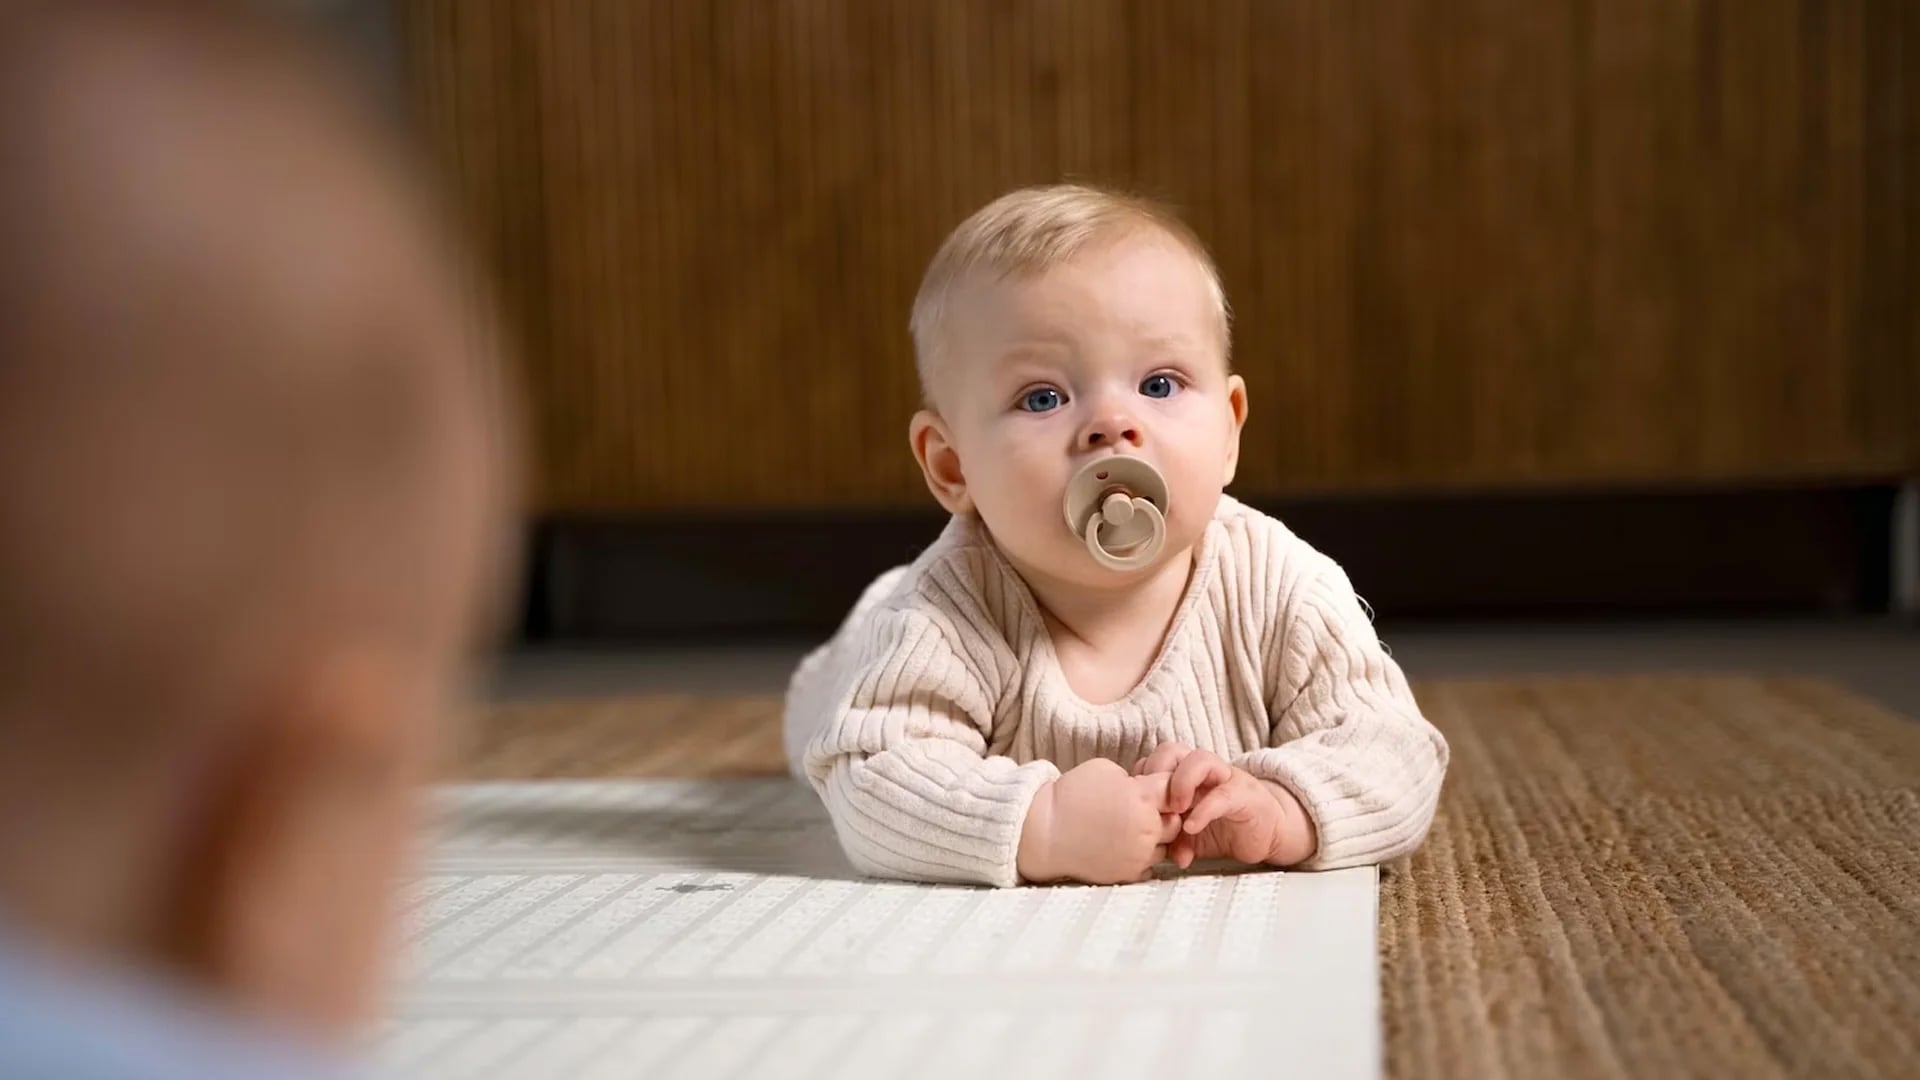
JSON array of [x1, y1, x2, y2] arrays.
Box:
[[402, 1, 1917, 513]]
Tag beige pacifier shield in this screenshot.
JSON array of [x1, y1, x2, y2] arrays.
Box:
[[1062, 456, 1170, 571]]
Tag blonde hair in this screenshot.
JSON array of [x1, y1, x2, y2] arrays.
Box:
[[908, 184, 1231, 389]]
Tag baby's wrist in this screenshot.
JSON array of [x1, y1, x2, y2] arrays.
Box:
[[1258, 779, 1318, 867], [1017, 779, 1060, 883]]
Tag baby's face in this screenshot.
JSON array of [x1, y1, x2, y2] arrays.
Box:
[[921, 231, 1246, 587]]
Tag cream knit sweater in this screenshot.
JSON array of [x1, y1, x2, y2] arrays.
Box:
[[782, 496, 1448, 887]]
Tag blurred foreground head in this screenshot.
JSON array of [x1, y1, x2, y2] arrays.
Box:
[[0, 0, 516, 1038]]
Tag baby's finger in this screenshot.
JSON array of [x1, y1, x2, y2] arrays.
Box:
[[1159, 813, 1183, 843], [1169, 752, 1231, 813], [1184, 785, 1244, 836], [1132, 770, 1175, 814], [1171, 833, 1197, 869], [1137, 742, 1188, 776]]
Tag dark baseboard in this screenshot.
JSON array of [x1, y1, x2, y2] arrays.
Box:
[[519, 483, 1902, 641]]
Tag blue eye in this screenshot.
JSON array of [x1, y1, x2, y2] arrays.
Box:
[[1140, 374, 1178, 399], [1019, 387, 1065, 413]]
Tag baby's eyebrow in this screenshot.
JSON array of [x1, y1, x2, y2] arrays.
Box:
[[1139, 333, 1200, 352], [994, 341, 1073, 366]]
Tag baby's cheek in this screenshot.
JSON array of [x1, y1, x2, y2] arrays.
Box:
[[981, 486, 1061, 554], [982, 484, 1079, 572], [982, 446, 1059, 509]]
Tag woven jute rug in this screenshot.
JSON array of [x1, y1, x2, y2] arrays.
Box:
[[465, 675, 1920, 1078]]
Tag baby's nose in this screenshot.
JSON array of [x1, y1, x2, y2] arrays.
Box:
[[1078, 411, 1142, 451]]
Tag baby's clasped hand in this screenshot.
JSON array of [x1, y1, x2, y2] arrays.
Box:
[[1017, 746, 1319, 885], [1133, 742, 1317, 869]]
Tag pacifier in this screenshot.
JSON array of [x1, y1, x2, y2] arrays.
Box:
[[1062, 456, 1170, 572]]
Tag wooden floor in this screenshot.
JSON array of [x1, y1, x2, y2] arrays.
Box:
[[458, 675, 1920, 1079]]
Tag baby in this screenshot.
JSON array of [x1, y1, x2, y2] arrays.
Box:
[[0, 1, 513, 1071], [784, 184, 1447, 887]]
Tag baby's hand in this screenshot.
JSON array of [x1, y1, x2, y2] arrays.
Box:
[[1018, 759, 1182, 885], [1133, 743, 1316, 869]]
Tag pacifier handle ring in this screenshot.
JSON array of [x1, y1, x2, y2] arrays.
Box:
[[1083, 497, 1166, 572]]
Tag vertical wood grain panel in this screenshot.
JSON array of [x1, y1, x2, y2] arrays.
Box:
[[400, 0, 1917, 512]]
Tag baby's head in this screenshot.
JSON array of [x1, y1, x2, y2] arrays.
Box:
[[909, 184, 1248, 589], [0, 0, 514, 1038]]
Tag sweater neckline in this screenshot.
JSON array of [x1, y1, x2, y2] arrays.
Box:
[[981, 511, 1224, 713]]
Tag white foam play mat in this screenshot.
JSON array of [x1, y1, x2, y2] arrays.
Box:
[[378, 780, 1382, 1079]]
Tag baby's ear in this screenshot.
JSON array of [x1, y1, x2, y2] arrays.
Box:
[[1221, 375, 1249, 485], [909, 410, 973, 515]]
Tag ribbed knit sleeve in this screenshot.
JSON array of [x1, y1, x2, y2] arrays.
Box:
[[800, 609, 1060, 887], [1236, 559, 1449, 869]]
